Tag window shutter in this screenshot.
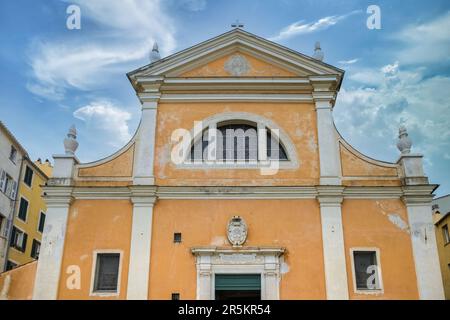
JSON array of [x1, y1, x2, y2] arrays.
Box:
[[21, 232, 28, 252], [9, 226, 16, 246], [10, 180, 17, 200], [0, 169, 6, 192]]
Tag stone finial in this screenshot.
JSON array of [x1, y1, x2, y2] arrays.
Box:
[[396, 125, 412, 154], [312, 41, 324, 61], [150, 42, 161, 63], [63, 125, 79, 155]]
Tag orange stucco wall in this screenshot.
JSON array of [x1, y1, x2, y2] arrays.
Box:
[[0, 261, 37, 300], [77, 144, 134, 178], [340, 143, 398, 177], [154, 102, 320, 186], [342, 199, 419, 299], [180, 52, 296, 77], [57, 200, 133, 299], [51, 197, 420, 300], [149, 199, 326, 300]]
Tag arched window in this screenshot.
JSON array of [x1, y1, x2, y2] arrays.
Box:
[[189, 121, 288, 162]]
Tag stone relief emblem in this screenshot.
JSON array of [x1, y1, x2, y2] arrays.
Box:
[[224, 54, 250, 76], [227, 216, 248, 246]]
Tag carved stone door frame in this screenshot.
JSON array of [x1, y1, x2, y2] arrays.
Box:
[[191, 247, 285, 300]]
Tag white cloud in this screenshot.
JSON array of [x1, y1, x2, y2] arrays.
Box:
[[335, 62, 450, 163], [270, 10, 361, 41], [338, 58, 359, 65], [392, 11, 450, 65], [73, 101, 132, 147], [27, 0, 176, 100]]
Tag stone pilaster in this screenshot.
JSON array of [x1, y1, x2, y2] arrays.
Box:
[[313, 90, 341, 185], [126, 186, 157, 300], [33, 188, 73, 300], [317, 186, 349, 300], [402, 186, 445, 300]]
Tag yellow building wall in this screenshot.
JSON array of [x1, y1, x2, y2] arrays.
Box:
[[435, 215, 450, 299], [8, 162, 50, 266], [342, 199, 419, 299]]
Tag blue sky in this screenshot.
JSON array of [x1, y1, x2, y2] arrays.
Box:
[[0, 0, 449, 195]]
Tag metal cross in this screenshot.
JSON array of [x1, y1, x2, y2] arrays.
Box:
[[231, 19, 244, 28]]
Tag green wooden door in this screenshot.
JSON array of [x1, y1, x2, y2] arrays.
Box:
[[215, 274, 261, 291]]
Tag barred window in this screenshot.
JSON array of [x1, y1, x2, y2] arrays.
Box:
[[190, 122, 288, 162], [93, 253, 120, 292]]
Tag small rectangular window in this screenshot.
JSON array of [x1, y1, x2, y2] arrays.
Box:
[[18, 198, 28, 221], [10, 227, 27, 252], [38, 212, 46, 233], [174, 232, 182, 243], [172, 293, 180, 300], [93, 253, 121, 293], [353, 250, 381, 290], [31, 239, 41, 259], [443, 225, 450, 245], [9, 146, 17, 163], [24, 166, 33, 187]]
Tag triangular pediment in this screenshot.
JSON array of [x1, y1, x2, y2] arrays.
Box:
[[128, 29, 344, 80], [179, 51, 297, 77]]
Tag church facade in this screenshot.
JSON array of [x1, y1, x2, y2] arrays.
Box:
[[31, 29, 444, 300]]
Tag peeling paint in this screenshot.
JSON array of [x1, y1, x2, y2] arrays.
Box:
[[210, 236, 227, 246], [387, 213, 409, 232], [79, 254, 88, 261], [280, 261, 290, 274]]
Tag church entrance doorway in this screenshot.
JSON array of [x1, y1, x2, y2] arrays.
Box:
[[214, 274, 261, 300]]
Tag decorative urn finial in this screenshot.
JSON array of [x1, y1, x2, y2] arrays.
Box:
[[396, 125, 412, 154], [64, 125, 79, 155], [150, 42, 161, 62], [312, 41, 324, 61]]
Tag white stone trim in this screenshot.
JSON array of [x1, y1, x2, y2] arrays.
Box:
[[132, 102, 158, 185], [315, 100, 342, 185], [317, 193, 349, 300], [349, 247, 384, 295], [67, 185, 407, 200], [126, 200, 155, 300], [158, 93, 313, 103], [89, 249, 124, 297], [33, 196, 73, 300], [128, 29, 343, 79], [191, 247, 284, 300], [403, 199, 445, 299]]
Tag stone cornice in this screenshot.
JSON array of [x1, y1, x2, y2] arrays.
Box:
[[401, 184, 438, 205], [52, 185, 425, 201], [42, 186, 74, 207], [132, 76, 341, 104], [191, 246, 285, 256]]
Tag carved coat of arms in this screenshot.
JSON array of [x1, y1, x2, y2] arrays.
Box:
[[224, 54, 250, 76], [227, 216, 248, 246]]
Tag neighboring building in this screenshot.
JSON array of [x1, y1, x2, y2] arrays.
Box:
[[0, 122, 27, 272], [6, 158, 52, 270], [1, 29, 446, 300], [432, 195, 450, 299]]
